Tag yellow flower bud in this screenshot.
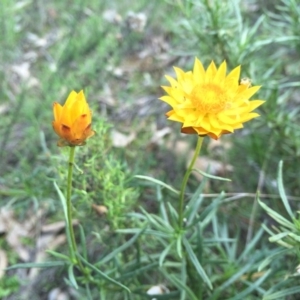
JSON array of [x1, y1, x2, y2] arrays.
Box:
[[52, 90, 95, 147]]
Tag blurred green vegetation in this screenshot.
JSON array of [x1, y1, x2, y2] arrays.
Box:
[[1, 0, 300, 299]]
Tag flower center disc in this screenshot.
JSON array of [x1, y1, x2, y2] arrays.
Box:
[[191, 83, 227, 114]]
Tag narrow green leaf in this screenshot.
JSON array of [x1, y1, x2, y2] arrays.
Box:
[[135, 175, 179, 194], [68, 264, 79, 289], [98, 226, 147, 266], [126, 212, 147, 221], [79, 224, 87, 260], [176, 235, 182, 259], [117, 228, 170, 238], [228, 269, 271, 300], [184, 181, 205, 223], [288, 232, 300, 242], [258, 248, 290, 271], [54, 181, 69, 226], [263, 286, 300, 300], [140, 206, 173, 232], [53, 181, 75, 259], [212, 260, 258, 295], [160, 269, 198, 300], [193, 168, 231, 181], [269, 231, 289, 242], [166, 202, 178, 228], [180, 258, 187, 300], [183, 238, 212, 289], [159, 242, 174, 267], [117, 262, 158, 281], [257, 197, 295, 230], [261, 224, 292, 248], [85, 283, 93, 300], [187, 197, 222, 230], [6, 261, 65, 270], [277, 161, 294, 220], [77, 253, 131, 293], [157, 185, 169, 223], [46, 250, 70, 261], [239, 227, 264, 262]]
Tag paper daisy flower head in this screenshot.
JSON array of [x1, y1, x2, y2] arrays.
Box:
[[52, 90, 95, 147], [160, 58, 265, 140]]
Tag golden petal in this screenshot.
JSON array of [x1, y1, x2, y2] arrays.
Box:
[[165, 75, 179, 88], [181, 126, 197, 134], [193, 58, 206, 81], [218, 112, 241, 125], [206, 61, 218, 82], [208, 114, 221, 129], [249, 100, 265, 110], [174, 67, 186, 82], [53, 102, 63, 121], [52, 121, 61, 136], [69, 92, 85, 121], [238, 86, 261, 100], [198, 116, 212, 131], [239, 112, 260, 122], [168, 112, 184, 122], [64, 91, 77, 108], [225, 65, 240, 87], [181, 78, 195, 94], [72, 114, 91, 140], [159, 95, 177, 107], [60, 92, 77, 126], [213, 61, 227, 84], [166, 110, 175, 117], [193, 127, 210, 136], [161, 86, 183, 100], [60, 124, 72, 142]]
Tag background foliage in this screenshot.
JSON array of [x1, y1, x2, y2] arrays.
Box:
[[1, 0, 300, 299]]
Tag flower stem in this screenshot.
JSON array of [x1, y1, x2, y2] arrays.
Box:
[[178, 136, 204, 229], [66, 147, 92, 279], [67, 146, 78, 262]]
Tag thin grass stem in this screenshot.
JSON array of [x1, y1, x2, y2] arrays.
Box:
[[178, 136, 204, 229]]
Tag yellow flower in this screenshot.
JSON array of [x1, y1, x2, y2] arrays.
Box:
[[160, 58, 265, 140], [52, 90, 95, 147]]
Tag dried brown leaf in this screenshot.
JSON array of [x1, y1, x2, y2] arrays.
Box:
[[111, 129, 136, 147], [166, 139, 190, 155], [42, 220, 79, 233], [48, 288, 69, 300], [92, 204, 108, 216], [29, 234, 67, 279], [150, 127, 171, 146], [0, 249, 8, 279], [0, 104, 9, 115]]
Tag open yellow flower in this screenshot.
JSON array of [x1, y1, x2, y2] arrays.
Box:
[[52, 90, 95, 147], [160, 58, 265, 140]]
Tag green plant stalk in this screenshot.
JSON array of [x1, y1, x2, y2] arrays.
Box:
[[178, 136, 204, 229], [67, 146, 78, 263], [67, 147, 86, 272], [66, 148, 103, 285]]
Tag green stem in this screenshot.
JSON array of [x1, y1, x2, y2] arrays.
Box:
[[178, 136, 204, 229], [67, 146, 77, 262], [66, 147, 91, 277]]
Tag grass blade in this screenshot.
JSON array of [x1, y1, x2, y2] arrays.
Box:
[[277, 161, 294, 220], [78, 253, 131, 293], [135, 175, 179, 195], [183, 238, 212, 290]]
